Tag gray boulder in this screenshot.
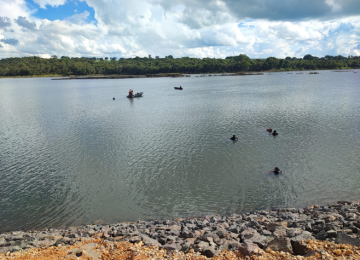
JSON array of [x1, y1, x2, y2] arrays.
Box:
[[273, 226, 287, 238], [314, 230, 327, 240], [161, 242, 181, 252], [304, 249, 331, 258], [141, 235, 161, 247], [266, 237, 293, 254], [238, 242, 260, 256], [201, 245, 218, 258], [240, 227, 258, 241], [335, 232, 360, 246], [327, 230, 337, 238]]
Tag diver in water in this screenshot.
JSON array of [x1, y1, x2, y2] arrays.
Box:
[[273, 167, 281, 174]]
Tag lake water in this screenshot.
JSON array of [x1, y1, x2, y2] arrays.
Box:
[[0, 70, 359, 232]]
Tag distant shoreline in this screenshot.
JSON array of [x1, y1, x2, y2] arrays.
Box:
[[52, 72, 266, 80], [0, 69, 358, 79]]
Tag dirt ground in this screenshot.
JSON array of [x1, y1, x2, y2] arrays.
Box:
[[1, 238, 360, 260]]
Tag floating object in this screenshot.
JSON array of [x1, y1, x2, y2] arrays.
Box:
[[113, 97, 115, 100], [127, 92, 143, 98], [266, 128, 272, 133]]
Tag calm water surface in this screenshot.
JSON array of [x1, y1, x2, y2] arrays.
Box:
[[0, 71, 359, 232]]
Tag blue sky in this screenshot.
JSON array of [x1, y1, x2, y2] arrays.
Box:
[[26, 0, 96, 24], [0, 0, 359, 59]]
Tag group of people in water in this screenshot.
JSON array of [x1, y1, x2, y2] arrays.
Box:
[[230, 129, 281, 175], [266, 128, 278, 136], [230, 129, 279, 141]]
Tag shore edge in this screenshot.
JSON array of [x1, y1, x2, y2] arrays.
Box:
[[2, 200, 360, 259]]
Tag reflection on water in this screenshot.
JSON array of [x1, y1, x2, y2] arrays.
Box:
[[0, 70, 360, 232]]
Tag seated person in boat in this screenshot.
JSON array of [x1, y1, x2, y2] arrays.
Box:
[[230, 135, 237, 141], [129, 89, 133, 97]]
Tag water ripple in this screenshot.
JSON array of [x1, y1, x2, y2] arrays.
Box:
[[0, 71, 359, 231]]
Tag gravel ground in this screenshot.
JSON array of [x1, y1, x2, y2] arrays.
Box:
[[1, 238, 360, 259], [2, 200, 360, 259]]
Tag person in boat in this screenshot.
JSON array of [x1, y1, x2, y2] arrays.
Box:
[[273, 167, 281, 174], [129, 89, 133, 98], [180, 86, 182, 89], [266, 128, 272, 133], [272, 130, 278, 136], [230, 135, 237, 141]]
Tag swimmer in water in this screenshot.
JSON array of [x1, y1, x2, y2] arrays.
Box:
[[273, 167, 281, 174], [230, 135, 237, 141]]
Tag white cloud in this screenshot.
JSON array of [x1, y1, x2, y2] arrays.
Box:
[[0, 0, 359, 59], [32, 0, 67, 9], [0, 0, 30, 20]]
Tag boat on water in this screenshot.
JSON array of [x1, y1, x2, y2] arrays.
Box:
[[127, 92, 143, 98], [174, 87, 183, 90]]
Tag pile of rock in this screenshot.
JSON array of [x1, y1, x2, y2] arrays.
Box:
[[1, 200, 360, 257]]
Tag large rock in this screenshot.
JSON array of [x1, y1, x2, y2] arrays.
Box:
[[9, 234, 23, 241], [181, 239, 195, 252], [286, 228, 303, 238], [291, 240, 308, 255], [266, 237, 293, 254], [240, 227, 258, 241], [314, 230, 327, 240], [238, 242, 260, 256], [291, 231, 315, 243], [201, 245, 218, 258], [327, 230, 337, 238], [161, 242, 181, 252], [227, 241, 241, 251], [290, 231, 315, 255], [128, 236, 141, 244], [240, 227, 270, 248], [199, 232, 220, 243], [304, 249, 331, 258], [335, 232, 360, 246], [141, 235, 161, 247], [273, 226, 287, 238], [265, 221, 287, 232], [215, 230, 229, 239], [193, 241, 209, 252]]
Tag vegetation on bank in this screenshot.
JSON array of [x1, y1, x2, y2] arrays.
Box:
[[0, 54, 359, 77]]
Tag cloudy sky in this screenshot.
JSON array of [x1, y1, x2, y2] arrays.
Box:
[[0, 0, 359, 59]]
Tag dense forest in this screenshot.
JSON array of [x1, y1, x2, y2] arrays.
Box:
[[0, 54, 359, 77]]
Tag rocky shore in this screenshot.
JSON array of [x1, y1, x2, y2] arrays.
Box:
[[2, 200, 360, 258]]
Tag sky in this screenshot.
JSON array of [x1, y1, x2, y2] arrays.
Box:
[[0, 0, 359, 59]]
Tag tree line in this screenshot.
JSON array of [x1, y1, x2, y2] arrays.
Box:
[[0, 54, 359, 77]]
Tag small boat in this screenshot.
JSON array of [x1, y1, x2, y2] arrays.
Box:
[[127, 92, 143, 98], [174, 87, 183, 90]]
